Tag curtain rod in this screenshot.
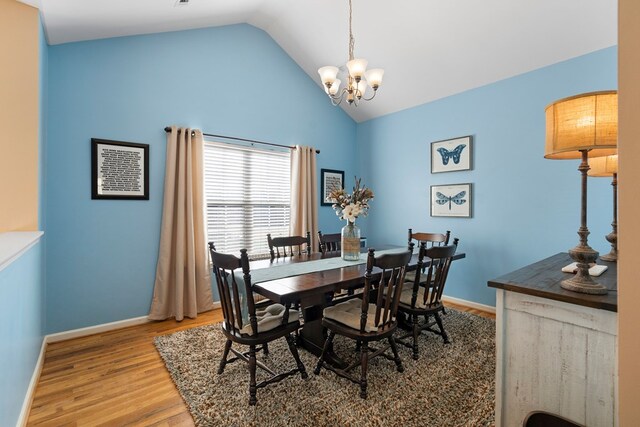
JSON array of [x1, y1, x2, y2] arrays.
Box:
[[163, 127, 320, 154]]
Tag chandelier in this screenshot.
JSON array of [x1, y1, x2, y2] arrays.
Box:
[[317, 0, 384, 107]]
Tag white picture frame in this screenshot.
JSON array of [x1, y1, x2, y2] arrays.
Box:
[[430, 183, 472, 218], [431, 135, 472, 174]]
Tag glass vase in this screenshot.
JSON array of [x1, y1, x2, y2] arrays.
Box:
[[341, 220, 361, 261]]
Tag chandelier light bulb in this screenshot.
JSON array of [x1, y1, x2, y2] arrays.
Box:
[[346, 58, 368, 80], [318, 66, 339, 86], [365, 68, 384, 89], [326, 79, 341, 95]]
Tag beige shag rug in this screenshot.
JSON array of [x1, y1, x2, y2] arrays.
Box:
[[154, 309, 495, 427]]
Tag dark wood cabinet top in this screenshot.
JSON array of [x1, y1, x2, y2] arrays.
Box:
[[487, 252, 617, 312]]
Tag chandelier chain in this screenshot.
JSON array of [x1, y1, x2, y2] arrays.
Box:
[[348, 0, 354, 61]]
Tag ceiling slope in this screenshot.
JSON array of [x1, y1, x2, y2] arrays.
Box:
[[27, 0, 617, 122]]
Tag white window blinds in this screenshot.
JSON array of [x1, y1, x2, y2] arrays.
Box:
[[204, 140, 291, 259]]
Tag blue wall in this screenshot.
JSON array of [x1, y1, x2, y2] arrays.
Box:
[[0, 242, 44, 426], [46, 24, 357, 333], [356, 47, 618, 306], [46, 23, 617, 332]]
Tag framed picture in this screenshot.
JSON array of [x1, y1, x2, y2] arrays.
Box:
[[91, 138, 149, 200], [321, 169, 344, 206], [431, 135, 473, 173], [430, 183, 472, 218]]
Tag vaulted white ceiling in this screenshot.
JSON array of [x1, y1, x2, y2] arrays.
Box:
[[24, 0, 617, 122]]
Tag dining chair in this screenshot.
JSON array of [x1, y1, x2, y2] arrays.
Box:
[[397, 239, 459, 360], [318, 231, 341, 255], [408, 228, 451, 247], [318, 231, 359, 301], [267, 232, 311, 259], [208, 243, 307, 405], [404, 228, 450, 284], [313, 247, 413, 399]]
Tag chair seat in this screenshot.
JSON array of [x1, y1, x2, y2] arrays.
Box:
[[399, 284, 440, 309], [323, 299, 380, 333], [403, 271, 419, 284], [404, 271, 438, 286], [239, 304, 299, 335]]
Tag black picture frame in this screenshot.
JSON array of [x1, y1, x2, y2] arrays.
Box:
[[321, 169, 344, 206], [431, 135, 473, 174], [91, 138, 149, 200], [430, 183, 472, 218]]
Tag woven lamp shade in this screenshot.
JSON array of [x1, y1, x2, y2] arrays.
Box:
[[588, 154, 618, 177], [545, 91, 618, 159]]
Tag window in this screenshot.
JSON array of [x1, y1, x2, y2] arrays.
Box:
[[204, 140, 291, 259]]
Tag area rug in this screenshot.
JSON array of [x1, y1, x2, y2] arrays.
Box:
[[154, 309, 495, 427]]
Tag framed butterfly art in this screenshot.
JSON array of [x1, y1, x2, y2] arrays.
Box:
[[430, 135, 472, 173], [430, 183, 472, 217]]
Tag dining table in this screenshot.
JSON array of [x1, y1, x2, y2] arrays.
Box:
[[249, 246, 466, 368]]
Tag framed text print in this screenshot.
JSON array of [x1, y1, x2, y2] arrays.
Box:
[[321, 169, 344, 206], [431, 135, 472, 173], [91, 138, 149, 200], [430, 183, 472, 218]]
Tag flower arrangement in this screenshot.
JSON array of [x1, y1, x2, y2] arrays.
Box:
[[328, 177, 374, 223]]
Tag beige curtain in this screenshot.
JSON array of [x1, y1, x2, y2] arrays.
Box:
[[149, 126, 214, 321], [290, 145, 319, 252]]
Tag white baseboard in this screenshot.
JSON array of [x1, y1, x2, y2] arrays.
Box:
[[47, 302, 221, 344], [442, 294, 496, 314], [16, 338, 47, 427], [46, 315, 151, 343]]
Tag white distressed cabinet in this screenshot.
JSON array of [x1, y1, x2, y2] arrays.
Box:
[[489, 253, 618, 427]]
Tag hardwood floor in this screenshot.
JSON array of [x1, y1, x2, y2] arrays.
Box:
[[27, 303, 494, 426]]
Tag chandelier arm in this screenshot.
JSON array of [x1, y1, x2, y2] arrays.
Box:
[[330, 95, 344, 106], [327, 87, 350, 106], [362, 90, 378, 102]]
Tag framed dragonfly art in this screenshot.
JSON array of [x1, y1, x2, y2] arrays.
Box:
[[431, 135, 472, 173], [430, 183, 472, 217]]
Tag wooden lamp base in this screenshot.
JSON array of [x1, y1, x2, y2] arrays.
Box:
[[561, 243, 607, 295]]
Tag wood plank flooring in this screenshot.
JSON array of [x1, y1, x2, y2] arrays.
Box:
[[27, 302, 494, 426]]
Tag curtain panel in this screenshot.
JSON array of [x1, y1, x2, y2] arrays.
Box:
[[290, 145, 319, 252], [149, 126, 214, 321]]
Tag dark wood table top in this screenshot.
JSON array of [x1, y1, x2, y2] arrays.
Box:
[[487, 252, 617, 312], [251, 249, 466, 305]]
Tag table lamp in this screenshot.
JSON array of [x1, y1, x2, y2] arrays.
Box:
[[544, 90, 618, 294], [588, 154, 618, 262]]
